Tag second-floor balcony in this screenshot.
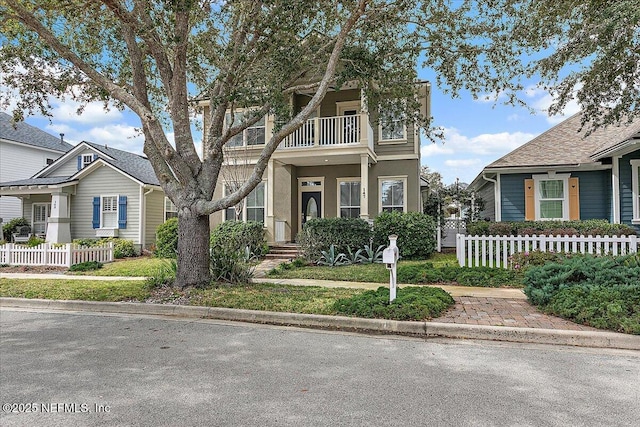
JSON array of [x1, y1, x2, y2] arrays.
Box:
[[279, 114, 374, 151]]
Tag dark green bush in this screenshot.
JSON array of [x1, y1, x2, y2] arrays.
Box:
[[545, 285, 640, 335], [69, 261, 103, 272], [209, 243, 254, 284], [523, 255, 640, 306], [372, 212, 437, 259], [397, 263, 521, 287], [155, 218, 178, 258], [508, 250, 571, 272], [210, 221, 266, 256], [333, 286, 454, 320], [73, 237, 137, 258], [2, 217, 29, 242], [297, 217, 371, 261], [466, 220, 636, 237]]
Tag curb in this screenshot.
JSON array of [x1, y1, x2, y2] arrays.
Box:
[[1, 297, 638, 351]]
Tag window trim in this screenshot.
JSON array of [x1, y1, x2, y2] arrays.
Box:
[[164, 197, 178, 222], [631, 160, 640, 224], [82, 154, 94, 169], [100, 194, 119, 229], [31, 203, 51, 236], [532, 173, 570, 221], [378, 176, 407, 213], [336, 178, 361, 218], [222, 181, 267, 224]]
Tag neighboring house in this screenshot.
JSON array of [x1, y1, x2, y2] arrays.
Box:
[[0, 141, 168, 250], [469, 113, 640, 231], [0, 112, 73, 222], [201, 82, 430, 243]]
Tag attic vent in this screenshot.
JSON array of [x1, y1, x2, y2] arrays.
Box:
[[59, 133, 64, 144]]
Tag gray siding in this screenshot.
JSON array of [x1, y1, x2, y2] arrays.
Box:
[[475, 181, 495, 221], [144, 190, 166, 247], [620, 149, 640, 230], [70, 166, 141, 243], [500, 174, 528, 221], [45, 148, 97, 177]]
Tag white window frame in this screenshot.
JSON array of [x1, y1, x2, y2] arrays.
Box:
[[631, 160, 640, 224], [378, 109, 407, 143], [224, 109, 267, 147], [32, 203, 51, 236], [533, 173, 570, 221], [82, 154, 94, 169], [378, 176, 407, 213], [222, 181, 267, 224], [337, 178, 361, 218], [100, 194, 119, 229], [164, 197, 178, 221]]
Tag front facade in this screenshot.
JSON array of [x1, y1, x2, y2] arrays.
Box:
[[0, 141, 168, 250], [470, 113, 640, 231], [203, 83, 430, 243], [0, 112, 73, 222]]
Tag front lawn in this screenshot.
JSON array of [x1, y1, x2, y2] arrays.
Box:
[[71, 257, 169, 277], [0, 278, 151, 301]]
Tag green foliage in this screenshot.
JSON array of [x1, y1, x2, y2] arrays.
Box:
[[2, 217, 29, 242], [297, 217, 372, 261], [145, 259, 177, 288], [465, 220, 636, 237], [317, 245, 348, 267], [524, 255, 640, 306], [397, 263, 522, 287], [372, 212, 437, 259], [333, 286, 455, 321], [24, 236, 45, 247], [155, 218, 178, 258], [72, 237, 136, 258], [69, 261, 103, 272], [210, 221, 266, 257], [209, 244, 254, 284], [508, 250, 571, 272], [73, 238, 101, 247], [357, 244, 385, 264]]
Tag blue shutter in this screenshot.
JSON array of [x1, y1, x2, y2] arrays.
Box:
[[77, 156, 82, 170], [92, 197, 101, 228], [118, 196, 127, 229], [93, 154, 98, 161]]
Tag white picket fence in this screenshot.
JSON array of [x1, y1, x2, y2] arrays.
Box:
[[0, 242, 114, 267], [456, 234, 638, 268]]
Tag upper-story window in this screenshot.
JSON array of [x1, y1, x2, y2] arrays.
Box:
[[379, 111, 406, 142], [225, 110, 266, 147], [82, 154, 94, 168]]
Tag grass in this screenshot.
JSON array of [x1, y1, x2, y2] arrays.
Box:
[[71, 257, 168, 277], [0, 278, 151, 301]]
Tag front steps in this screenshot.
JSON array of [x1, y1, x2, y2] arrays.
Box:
[[265, 243, 300, 260]]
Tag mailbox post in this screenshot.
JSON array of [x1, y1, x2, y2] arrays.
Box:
[[383, 234, 399, 302]]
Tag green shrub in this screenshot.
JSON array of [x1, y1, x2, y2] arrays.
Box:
[[72, 237, 136, 258], [155, 218, 178, 258], [210, 221, 266, 256], [545, 285, 640, 335], [466, 220, 636, 237], [2, 217, 29, 242], [372, 212, 437, 259], [397, 263, 521, 287], [297, 217, 372, 261], [508, 250, 571, 271], [333, 286, 454, 320], [210, 243, 254, 284], [73, 238, 101, 247], [145, 259, 177, 288], [25, 236, 45, 247], [69, 261, 103, 272]]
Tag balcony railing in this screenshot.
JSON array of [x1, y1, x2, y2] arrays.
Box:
[[280, 114, 370, 149]]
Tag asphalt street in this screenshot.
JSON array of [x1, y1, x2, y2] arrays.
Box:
[[1, 308, 639, 427]]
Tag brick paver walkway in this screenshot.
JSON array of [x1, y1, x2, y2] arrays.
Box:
[[253, 258, 286, 278], [432, 297, 598, 331]]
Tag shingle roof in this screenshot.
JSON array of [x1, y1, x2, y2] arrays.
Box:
[[82, 141, 160, 185], [0, 176, 75, 187], [487, 113, 640, 168], [0, 112, 74, 152]]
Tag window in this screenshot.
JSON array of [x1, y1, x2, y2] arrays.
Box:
[[46, 158, 54, 165], [379, 177, 406, 213], [82, 154, 94, 168], [164, 197, 178, 221], [225, 111, 266, 147], [533, 173, 570, 220], [631, 160, 640, 223], [379, 111, 406, 142], [224, 182, 266, 224], [32, 203, 51, 236], [101, 195, 118, 228], [338, 179, 361, 218]]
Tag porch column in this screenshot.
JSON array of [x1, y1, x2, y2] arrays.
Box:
[[612, 156, 621, 223], [266, 159, 275, 243], [360, 154, 369, 220], [46, 192, 71, 243]]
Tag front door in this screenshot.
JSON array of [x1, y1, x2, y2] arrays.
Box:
[[301, 191, 321, 225]]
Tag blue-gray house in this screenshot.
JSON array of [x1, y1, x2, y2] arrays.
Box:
[[469, 113, 640, 231]]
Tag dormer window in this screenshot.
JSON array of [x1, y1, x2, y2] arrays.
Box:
[[82, 154, 94, 168]]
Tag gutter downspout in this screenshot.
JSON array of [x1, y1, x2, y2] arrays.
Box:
[[482, 173, 500, 221]]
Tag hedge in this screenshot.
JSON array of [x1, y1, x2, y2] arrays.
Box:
[[297, 217, 372, 262], [372, 211, 437, 259], [466, 219, 636, 237]]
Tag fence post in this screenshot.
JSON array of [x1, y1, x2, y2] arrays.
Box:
[[630, 235, 638, 253], [456, 234, 463, 267], [66, 243, 73, 268], [5, 243, 13, 266]]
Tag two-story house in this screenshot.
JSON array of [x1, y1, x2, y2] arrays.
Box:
[[202, 82, 430, 243], [0, 112, 73, 222]]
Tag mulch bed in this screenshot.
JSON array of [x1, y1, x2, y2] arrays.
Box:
[[0, 265, 68, 274]]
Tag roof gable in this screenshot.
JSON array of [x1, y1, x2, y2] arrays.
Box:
[[0, 112, 74, 152]]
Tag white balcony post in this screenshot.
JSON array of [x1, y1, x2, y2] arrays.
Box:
[[46, 192, 71, 244], [360, 154, 369, 220]]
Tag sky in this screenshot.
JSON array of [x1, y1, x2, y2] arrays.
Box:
[[8, 66, 579, 187]]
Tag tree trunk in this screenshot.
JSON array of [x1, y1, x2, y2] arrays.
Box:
[[175, 208, 211, 288]]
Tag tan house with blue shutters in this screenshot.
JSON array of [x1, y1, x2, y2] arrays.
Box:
[[0, 141, 168, 250], [202, 82, 431, 243], [469, 113, 640, 232]]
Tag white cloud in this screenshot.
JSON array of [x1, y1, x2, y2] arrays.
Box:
[[524, 84, 582, 124], [48, 98, 125, 125], [422, 127, 535, 158], [444, 158, 483, 168]]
